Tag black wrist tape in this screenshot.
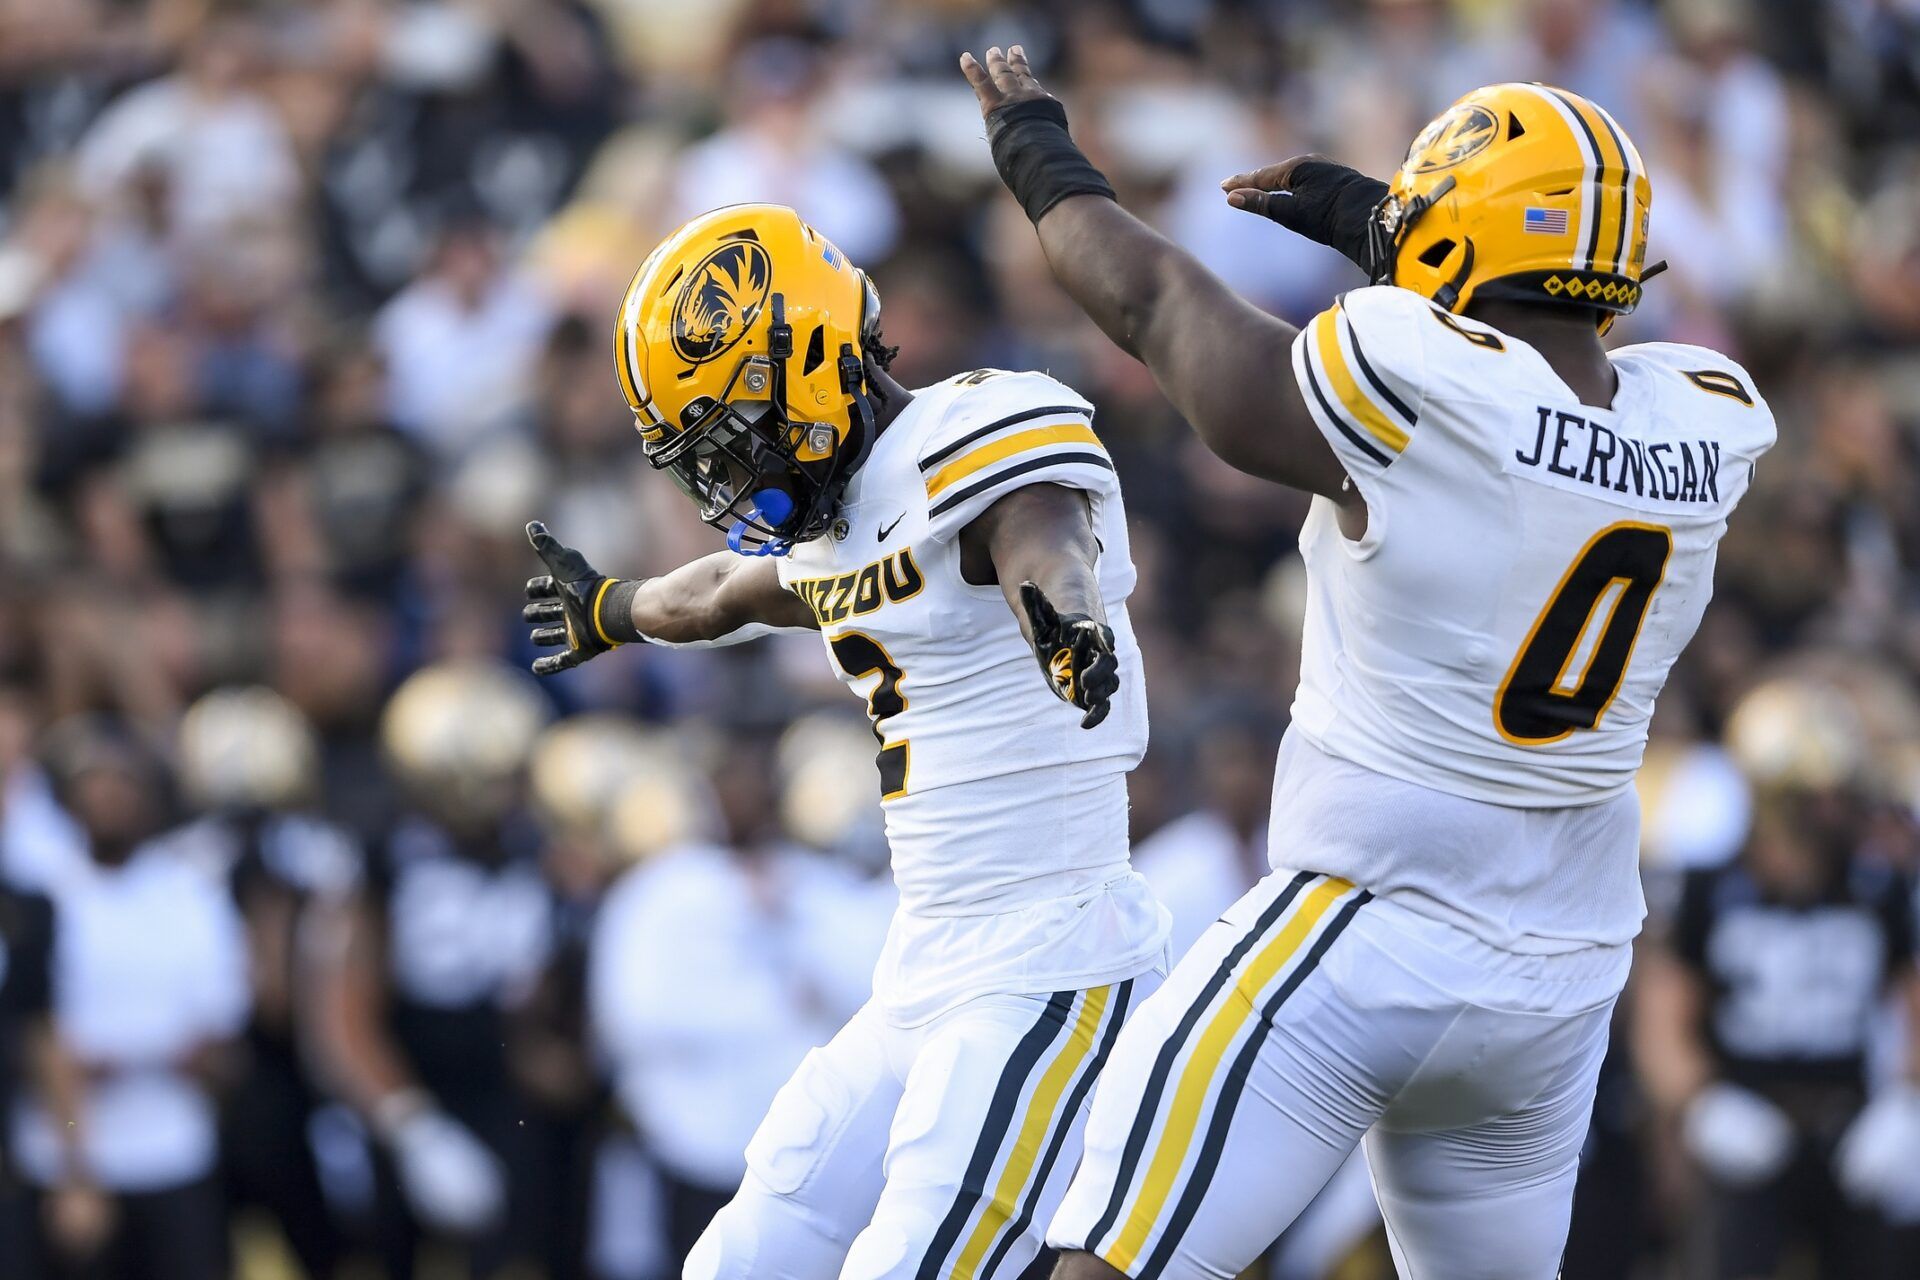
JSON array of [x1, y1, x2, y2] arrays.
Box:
[[987, 97, 1116, 224], [1260, 161, 1390, 275], [596, 579, 647, 645]]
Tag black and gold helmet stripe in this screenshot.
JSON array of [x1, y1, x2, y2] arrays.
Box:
[[1538, 86, 1643, 278], [1588, 101, 1641, 277]]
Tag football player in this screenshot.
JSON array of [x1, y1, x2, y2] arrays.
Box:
[[521, 204, 1169, 1280], [1636, 670, 1920, 1275], [963, 49, 1776, 1280]]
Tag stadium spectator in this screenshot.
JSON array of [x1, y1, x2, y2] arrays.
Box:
[[14, 718, 249, 1280], [307, 663, 552, 1278], [0, 0, 1912, 1275], [1634, 669, 1920, 1277], [590, 736, 884, 1266]]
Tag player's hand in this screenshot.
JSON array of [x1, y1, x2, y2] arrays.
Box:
[[1020, 581, 1119, 730], [43, 1181, 114, 1259], [1835, 1084, 1920, 1222], [1682, 1081, 1795, 1188], [960, 44, 1052, 120], [1221, 156, 1390, 278], [525, 521, 619, 676], [390, 1107, 506, 1234]]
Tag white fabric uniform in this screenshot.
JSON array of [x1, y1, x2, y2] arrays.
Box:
[[589, 842, 885, 1191], [1132, 812, 1265, 963], [1285, 286, 1775, 950], [772, 366, 1165, 1027], [13, 832, 250, 1192], [691, 370, 1169, 1280], [1051, 287, 1773, 1280], [1052, 873, 1618, 1280]]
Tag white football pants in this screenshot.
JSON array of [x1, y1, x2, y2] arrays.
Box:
[[687, 970, 1157, 1280], [1050, 869, 1625, 1280]]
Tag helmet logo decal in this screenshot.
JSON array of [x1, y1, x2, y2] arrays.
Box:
[[1405, 104, 1499, 174], [671, 241, 773, 366]]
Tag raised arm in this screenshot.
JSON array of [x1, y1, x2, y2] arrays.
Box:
[[523, 521, 815, 675], [959, 483, 1120, 729], [961, 47, 1351, 503]]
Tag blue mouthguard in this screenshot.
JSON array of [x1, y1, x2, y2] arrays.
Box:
[[727, 488, 796, 557]]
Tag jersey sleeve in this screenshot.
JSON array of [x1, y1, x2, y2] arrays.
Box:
[[1618, 344, 1779, 465], [916, 370, 1115, 543], [1290, 285, 1428, 474]]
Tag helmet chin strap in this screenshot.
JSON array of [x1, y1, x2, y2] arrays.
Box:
[[725, 347, 879, 558], [1371, 174, 1457, 287]]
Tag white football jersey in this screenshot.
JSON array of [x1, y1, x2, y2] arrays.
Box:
[[776, 369, 1166, 1025], [1273, 286, 1775, 949], [1290, 285, 1775, 807]]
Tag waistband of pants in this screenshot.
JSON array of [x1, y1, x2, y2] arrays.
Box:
[[1278, 868, 1632, 1012]]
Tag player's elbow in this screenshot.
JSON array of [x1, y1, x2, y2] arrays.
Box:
[[1184, 416, 1286, 485]]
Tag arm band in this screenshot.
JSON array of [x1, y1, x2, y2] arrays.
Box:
[[595, 579, 647, 645], [987, 98, 1116, 224]]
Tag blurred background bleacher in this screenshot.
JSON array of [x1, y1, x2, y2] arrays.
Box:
[[0, 1, 1918, 1277]]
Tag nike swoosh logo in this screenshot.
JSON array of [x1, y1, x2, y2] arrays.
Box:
[[877, 515, 905, 541]]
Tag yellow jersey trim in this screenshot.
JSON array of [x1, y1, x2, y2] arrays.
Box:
[[924, 422, 1106, 500], [1312, 311, 1409, 454]]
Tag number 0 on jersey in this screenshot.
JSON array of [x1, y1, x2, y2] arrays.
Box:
[[1495, 521, 1673, 745]]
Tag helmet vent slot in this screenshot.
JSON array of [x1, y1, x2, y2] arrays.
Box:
[[1507, 112, 1526, 139], [1539, 187, 1573, 197], [658, 265, 684, 295], [1418, 238, 1457, 268], [802, 325, 826, 375], [718, 229, 761, 243]]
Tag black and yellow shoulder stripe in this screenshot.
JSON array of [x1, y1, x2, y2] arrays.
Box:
[[1300, 303, 1418, 466]]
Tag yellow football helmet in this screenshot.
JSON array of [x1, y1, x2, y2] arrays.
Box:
[[613, 203, 887, 555], [1374, 83, 1653, 332]]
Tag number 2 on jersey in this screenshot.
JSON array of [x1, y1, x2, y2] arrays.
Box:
[[1495, 521, 1673, 745], [828, 631, 910, 799]]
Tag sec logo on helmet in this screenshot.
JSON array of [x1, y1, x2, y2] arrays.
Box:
[[671, 240, 773, 366], [1405, 103, 1499, 174]]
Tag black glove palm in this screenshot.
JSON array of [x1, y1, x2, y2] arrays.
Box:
[[523, 521, 617, 676], [1019, 581, 1120, 730]]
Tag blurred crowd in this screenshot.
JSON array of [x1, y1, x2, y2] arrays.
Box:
[[0, 0, 1918, 1277]]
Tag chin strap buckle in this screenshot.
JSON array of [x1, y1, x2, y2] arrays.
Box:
[[767, 294, 793, 361], [1432, 238, 1476, 311], [1370, 174, 1457, 286]]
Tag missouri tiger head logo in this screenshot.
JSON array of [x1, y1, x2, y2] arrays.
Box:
[[1405, 103, 1499, 174], [1048, 647, 1077, 702], [671, 241, 773, 366]]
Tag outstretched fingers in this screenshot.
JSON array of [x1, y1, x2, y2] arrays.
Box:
[[961, 44, 1048, 114]]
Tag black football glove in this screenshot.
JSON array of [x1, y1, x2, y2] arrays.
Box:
[[1019, 581, 1119, 730], [1222, 157, 1391, 280], [524, 521, 625, 676]]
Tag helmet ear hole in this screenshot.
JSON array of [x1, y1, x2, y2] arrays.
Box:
[[802, 325, 826, 375], [1419, 238, 1458, 269], [1507, 112, 1526, 139]]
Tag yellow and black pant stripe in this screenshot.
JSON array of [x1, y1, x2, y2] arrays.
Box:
[[1299, 305, 1417, 467], [915, 979, 1135, 1280], [1081, 872, 1370, 1280]]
